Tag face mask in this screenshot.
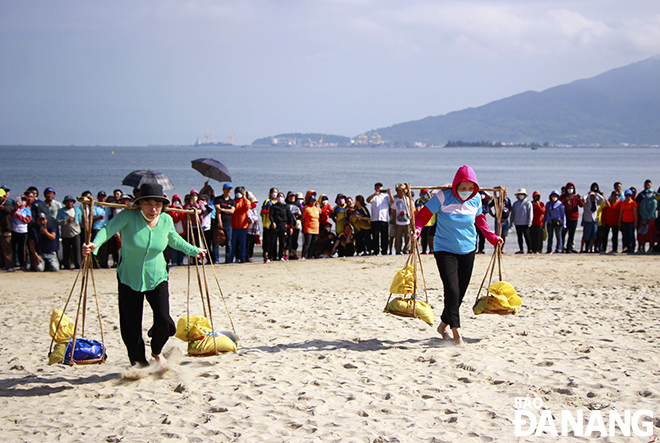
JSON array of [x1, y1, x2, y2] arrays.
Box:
[[338, 198, 345, 205], [533, 196, 540, 201], [517, 195, 525, 201], [551, 197, 558, 202], [235, 193, 243, 199], [567, 188, 574, 194], [458, 191, 472, 200], [278, 197, 285, 204], [421, 193, 429, 200], [270, 192, 278, 199]]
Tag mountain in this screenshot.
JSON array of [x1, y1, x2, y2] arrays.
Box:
[[369, 56, 660, 146]]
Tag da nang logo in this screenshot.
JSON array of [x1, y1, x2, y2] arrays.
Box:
[[513, 396, 655, 438]]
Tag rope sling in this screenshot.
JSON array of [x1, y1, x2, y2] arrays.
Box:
[[383, 183, 430, 322], [48, 198, 238, 365]]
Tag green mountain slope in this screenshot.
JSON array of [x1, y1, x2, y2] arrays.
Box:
[[370, 56, 660, 146]]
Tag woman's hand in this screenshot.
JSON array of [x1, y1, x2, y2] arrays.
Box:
[[83, 242, 97, 256], [196, 249, 208, 260]]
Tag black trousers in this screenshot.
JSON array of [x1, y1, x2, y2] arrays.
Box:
[[302, 233, 317, 259], [530, 225, 544, 253], [601, 224, 619, 252], [434, 250, 475, 329], [118, 280, 175, 366], [371, 220, 388, 255], [268, 225, 287, 260], [62, 235, 81, 269], [515, 225, 532, 252], [564, 219, 578, 252], [421, 226, 432, 253]]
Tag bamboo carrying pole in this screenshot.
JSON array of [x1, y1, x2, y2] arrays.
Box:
[[405, 185, 508, 238]]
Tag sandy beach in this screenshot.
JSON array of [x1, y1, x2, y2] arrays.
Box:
[[1, 253, 659, 442]]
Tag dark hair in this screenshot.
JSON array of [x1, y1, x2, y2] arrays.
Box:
[[375, 182, 383, 188]]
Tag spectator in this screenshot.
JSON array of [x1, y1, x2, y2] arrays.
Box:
[[600, 192, 621, 253], [167, 194, 187, 266], [415, 189, 434, 254], [301, 196, 321, 260], [286, 192, 303, 260], [28, 213, 59, 272], [530, 191, 545, 254], [352, 195, 372, 255], [246, 192, 261, 262], [474, 191, 491, 254], [318, 194, 332, 228], [332, 224, 356, 257], [260, 188, 278, 263], [332, 194, 349, 236], [580, 189, 604, 253], [0, 188, 13, 270], [56, 195, 83, 270], [560, 182, 584, 253], [510, 188, 533, 254], [268, 192, 294, 261], [393, 184, 411, 255], [37, 187, 62, 227], [10, 194, 32, 271], [619, 189, 638, 253], [230, 187, 250, 263], [635, 179, 657, 253], [489, 190, 512, 252], [315, 222, 336, 258], [366, 182, 393, 256], [544, 190, 565, 254]]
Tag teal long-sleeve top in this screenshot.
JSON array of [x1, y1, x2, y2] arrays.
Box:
[[92, 208, 200, 292]]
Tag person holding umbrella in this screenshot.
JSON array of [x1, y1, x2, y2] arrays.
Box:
[[83, 183, 207, 367]]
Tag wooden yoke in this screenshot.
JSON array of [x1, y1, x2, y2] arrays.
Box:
[[403, 185, 507, 236], [77, 196, 201, 215]]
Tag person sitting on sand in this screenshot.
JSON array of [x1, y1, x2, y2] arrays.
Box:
[[414, 165, 503, 348], [83, 183, 207, 367], [331, 223, 356, 257]]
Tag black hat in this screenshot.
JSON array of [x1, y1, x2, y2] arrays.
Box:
[[133, 183, 170, 205]]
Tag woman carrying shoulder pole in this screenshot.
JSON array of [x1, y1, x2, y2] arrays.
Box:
[[414, 165, 503, 348]]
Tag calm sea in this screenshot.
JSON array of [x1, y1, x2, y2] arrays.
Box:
[[2, 145, 658, 206]]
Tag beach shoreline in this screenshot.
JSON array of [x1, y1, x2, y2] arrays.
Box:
[[1, 253, 659, 442]]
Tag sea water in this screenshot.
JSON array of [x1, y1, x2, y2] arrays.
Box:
[[2, 145, 658, 205]]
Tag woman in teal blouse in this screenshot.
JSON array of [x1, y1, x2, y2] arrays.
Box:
[[83, 183, 206, 367]]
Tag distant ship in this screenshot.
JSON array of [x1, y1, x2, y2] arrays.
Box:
[[194, 133, 235, 146]]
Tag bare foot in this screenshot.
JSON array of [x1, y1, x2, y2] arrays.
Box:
[[437, 323, 453, 341], [452, 327, 466, 349], [152, 353, 169, 367]]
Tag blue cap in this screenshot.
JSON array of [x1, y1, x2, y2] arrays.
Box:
[[44, 187, 56, 195], [63, 195, 75, 203], [624, 189, 633, 196], [223, 182, 233, 189]]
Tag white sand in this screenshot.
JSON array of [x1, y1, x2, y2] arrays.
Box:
[[1, 253, 659, 442]]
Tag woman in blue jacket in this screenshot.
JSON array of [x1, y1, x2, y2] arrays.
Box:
[[415, 165, 502, 348]]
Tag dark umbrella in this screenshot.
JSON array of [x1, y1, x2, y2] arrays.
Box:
[[191, 158, 232, 182], [121, 169, 174, 190]]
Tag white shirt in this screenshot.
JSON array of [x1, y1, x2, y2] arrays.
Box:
[[370, 193, 391, 222]]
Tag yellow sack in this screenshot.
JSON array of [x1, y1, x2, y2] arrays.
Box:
[[176, 315, 238, 355], [175, 315, 212, 341], [473, 281, 521, 315], [49, 309, 75, 343], [385, 297, 434, 326], [390, 265, 416, 295], [48, 342, 68, 365], [188, 333, 237, 355]]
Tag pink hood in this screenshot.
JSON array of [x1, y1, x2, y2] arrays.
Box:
[[452, 165, 480, 200]]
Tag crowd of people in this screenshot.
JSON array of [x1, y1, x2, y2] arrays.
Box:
[[1, 178, 658, 272]]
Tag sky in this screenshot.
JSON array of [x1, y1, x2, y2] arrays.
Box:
[[1, 0, 659, 146]]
